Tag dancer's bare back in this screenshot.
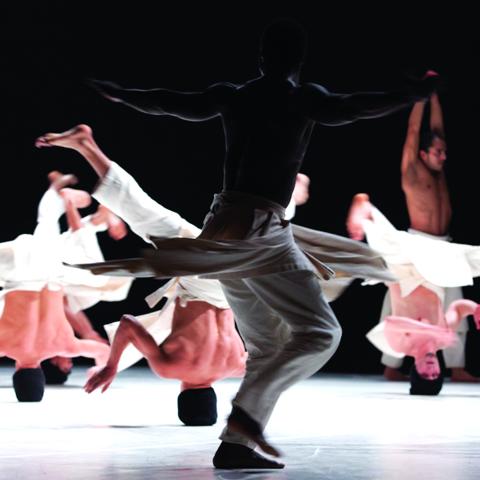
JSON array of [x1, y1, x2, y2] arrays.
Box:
[[85, 301, 246, 394], [0, 288, 109, 368], [389, 284, 444, 326], [159, 299, 246, 387]]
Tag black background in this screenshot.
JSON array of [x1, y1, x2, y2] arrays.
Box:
[[1, 1, 479, 373]]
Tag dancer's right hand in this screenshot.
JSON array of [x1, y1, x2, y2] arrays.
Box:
[[84, 364, 117, 393]]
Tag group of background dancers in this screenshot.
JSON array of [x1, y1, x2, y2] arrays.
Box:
[[2, 19, 480, 470]]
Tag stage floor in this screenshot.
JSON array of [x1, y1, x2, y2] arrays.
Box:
[[0, 365, 479, 480]]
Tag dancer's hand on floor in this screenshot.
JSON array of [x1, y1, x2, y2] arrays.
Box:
[[84, 365, 117, 393]]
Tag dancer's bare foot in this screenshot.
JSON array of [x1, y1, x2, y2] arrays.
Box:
[[48, 171, 78, 191], [384, 366, 408, 381], [227, 406, 281, 458], [35, 124, 93, 150], [346, 193, 373, 241], [450, 368, 480, 383]]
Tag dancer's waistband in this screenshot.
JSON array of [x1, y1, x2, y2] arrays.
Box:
[[211, 191, 286, 219], [407, 228, 451, 242]]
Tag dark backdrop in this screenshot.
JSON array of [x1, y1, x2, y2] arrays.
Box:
[[1, 1, 479, 373]]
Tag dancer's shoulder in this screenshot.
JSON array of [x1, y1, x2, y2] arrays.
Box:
[[298, 82, 332, 97]]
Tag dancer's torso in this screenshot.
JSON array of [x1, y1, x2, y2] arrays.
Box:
[[221, 77, 314, 207], [160, 299, 246, 384], [402, 161, 451, 236], [0, 288, 76, 365]]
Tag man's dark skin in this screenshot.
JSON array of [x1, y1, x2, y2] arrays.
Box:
[[91, 20, 436, 470], [91, 32, 434, 208]]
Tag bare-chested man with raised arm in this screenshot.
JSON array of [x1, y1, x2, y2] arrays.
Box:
[[377, 89, 475, 382]]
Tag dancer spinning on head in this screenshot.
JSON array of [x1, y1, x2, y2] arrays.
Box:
[[36, 124, 392, 429], [42, 191, 129, 384], [347, 192, 480, 394], [349, 89, 476, 383], [0, 172, 131, 401], [36, 124, 247, 426]]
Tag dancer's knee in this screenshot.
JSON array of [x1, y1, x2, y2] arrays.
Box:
[[308, 320, 342, 353], [328, 323, 342, 352]]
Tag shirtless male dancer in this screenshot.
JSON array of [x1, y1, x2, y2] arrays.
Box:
[[362, 90, 474, 382], [42, 196, 127, 384], [347, 188, 480, 393], [0, 173, 111, 401], [82, 20, 435, 468], [36, 125, 247, 426], [381, 299, 480, 395]]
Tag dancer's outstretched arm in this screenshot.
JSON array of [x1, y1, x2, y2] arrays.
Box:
[[90, 79, 235, 121], [301, 74, 437, 126], [84, 314, 171, 393], [444, 299, 480, 330]]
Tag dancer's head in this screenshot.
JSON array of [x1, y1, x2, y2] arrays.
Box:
[[41, 359, 71, 385], [415, 352, 441, 380], [177, 387, 218, 426], [419, 130, 447, 172], [12, 368, 46, 402], [259, 19, 307, 78], [410, 353, 444, 395]]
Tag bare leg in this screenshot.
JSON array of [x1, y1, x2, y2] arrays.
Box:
[[36, 125, 111, 179], [346, 193, 373, 241], [84, 314, 168, 393]]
